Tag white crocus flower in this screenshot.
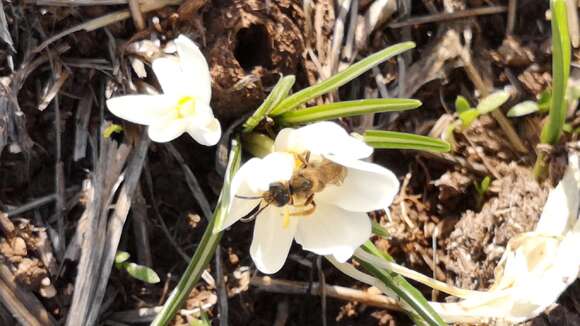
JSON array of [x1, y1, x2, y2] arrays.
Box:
[[106, 35, 221, 145], [220, 122, 400, 274], [349, 153, 580, 324]]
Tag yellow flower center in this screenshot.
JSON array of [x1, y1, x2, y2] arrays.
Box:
[[175, 96, 196, 119]]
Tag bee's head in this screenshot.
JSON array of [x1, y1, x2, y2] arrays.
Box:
[[268, 182, 291, 207]]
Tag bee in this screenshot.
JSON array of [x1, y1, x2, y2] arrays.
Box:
[[237, 152, 347, 221]]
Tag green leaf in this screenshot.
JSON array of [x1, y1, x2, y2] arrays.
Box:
[[189, 317, 211, 326], [481, 176, 491, 193], [125, 263, 161, 284], [476, 90, 510, 115], [371, 219, 389, 238], [454, 96, 471, 113], [459, 109, 480, 128], [535, 0, 571, 180], [277, 98, 421, 125], [241, 132, 274, 158], [115, 251, 130, 264], [537, 89, 552, 111], [569, 83, 580, 100], [361, 242, 446, 326], [540, 0, 571, 145], [507, 101, 540, 117], [152, 139, 242, 326], [270, 42, 416, 115], [442, 122, 459, 148], [563, 123, 573, 133], [103, 123, 123, 138], [364, 130, 450, 153], [242, 75, 296, 133], [475, 176, 491, 195]]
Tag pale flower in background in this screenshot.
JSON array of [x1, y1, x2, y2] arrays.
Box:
[[220, 122, 400, 274], [348, 153, 580, 324], [429, 152, 580, 324], [106, 35, 221, 145]]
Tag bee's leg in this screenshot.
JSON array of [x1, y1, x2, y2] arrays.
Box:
[[295, 151, 311, 168], [289, 198, 316, 216], [304, 150, 311, 164]]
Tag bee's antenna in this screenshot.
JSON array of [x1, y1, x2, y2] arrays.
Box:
[[235, 194, 263, 200], [240, 203, 271, 222]]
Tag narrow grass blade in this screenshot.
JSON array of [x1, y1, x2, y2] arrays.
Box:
[[371, 219, 389, 238], [277, 98, 421, 125], [242, 75, 295, 133], [270, 42, 416, 116], [476, 90, 510, 115], [360, 242, 446, 326], [152, 139, 242, 326], [535, 0, 571, 180], [364, 130, 451, 153], [541, 0, 570, 144]]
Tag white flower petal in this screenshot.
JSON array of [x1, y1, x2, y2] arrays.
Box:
[[221, 158, 263, 230], [175, 35, 212, 104], [147, 117, 188, 142], [249, 152, 295, 192], [295, 203, 371, 262], [151, 57, 190, 97], [250, 207, 298, 274], [222, 153, 294, 230], [106, 94, 175, 125], [187, 117, 221, 146], [151, 36, 211, 102], [274, 122, 373, 159], [315, 155, 399, 212]]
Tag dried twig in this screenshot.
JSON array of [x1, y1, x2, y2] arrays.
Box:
[[66, 134, 132, 326], [328, 0, 351, 77], [38, 70, 69, 111], [107, 302, 215, 323], [73, 90, 93, 161], [389, 6, 507, 28], [84, 134, 150, 325], [506, 0, 517, 35], [566, 0, 579, 48], [251, 276, 402, 311], [5, 187, 80, 218], [0, 1, 14, 52], [128, 0, 146, 31], [28, 0, 130, 5], [33, 0, 181, 53], [459, 48, 528, 154], [419, 152, 490, 176], [355, 0, 397, 50], [0, 264, 56, 326], [132, 185, 152, 267]]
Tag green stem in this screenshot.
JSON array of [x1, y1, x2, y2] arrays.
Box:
[[535, 0, 570, 181]]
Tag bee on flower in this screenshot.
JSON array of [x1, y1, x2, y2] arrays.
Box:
[[106, 35, 221, 145], [220, 122, 400, 274]]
